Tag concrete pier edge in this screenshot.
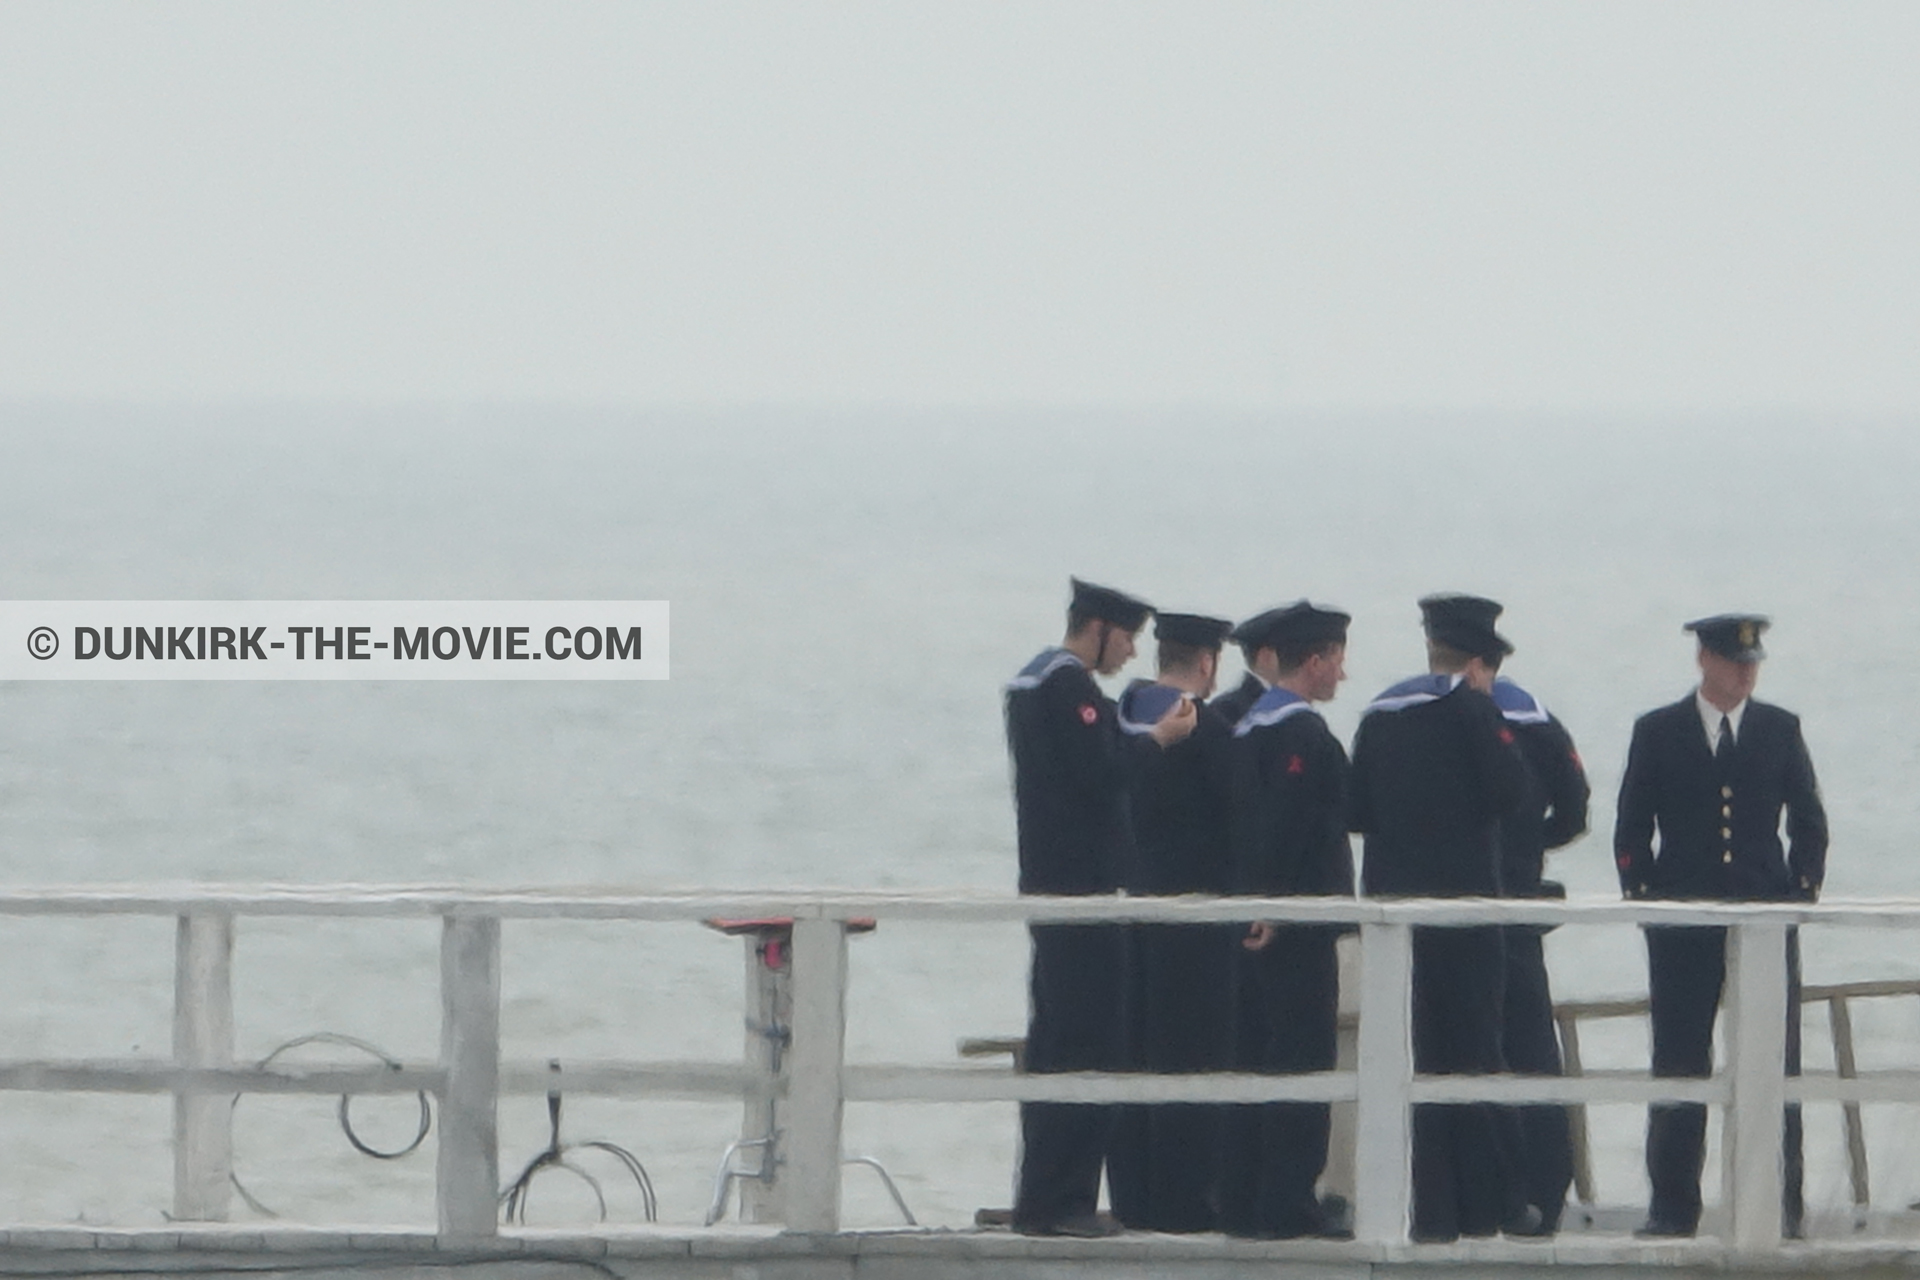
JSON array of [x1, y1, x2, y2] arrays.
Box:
[[0, 1226, 1916, 1278]]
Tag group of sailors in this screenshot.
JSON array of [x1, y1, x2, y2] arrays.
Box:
[[1002, 578, 1827, 1242]]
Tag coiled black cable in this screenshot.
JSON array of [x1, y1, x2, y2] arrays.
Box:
[[229, 1032, 433, 1218], [499, 1062, 658, 1224]]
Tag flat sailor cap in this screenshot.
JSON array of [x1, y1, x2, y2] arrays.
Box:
[[1231, 601, 1351, 653], [1070, 577, 1153, 630], [1419, 593, 1515, 660], [1154, 612, 1234, 649]]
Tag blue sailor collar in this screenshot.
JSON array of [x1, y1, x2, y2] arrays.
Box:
[[1007, 646, 1084, 691], [1491, 676, 1550, 725], [1117, 680, 1188, 735], [1235, 685, 1314, 737], [1364, 672, 1464, 715]]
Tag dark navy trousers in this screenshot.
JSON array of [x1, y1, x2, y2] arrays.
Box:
[[1218, 927, 1340, 1237], [1502, 925, 1574, 1230], [1645, 925, 1803, 1232], [1014, 924, 1128, 1227]]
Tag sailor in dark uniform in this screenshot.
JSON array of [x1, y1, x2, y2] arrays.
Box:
[[1217, 601, 1355, 1239], [1005, 577, 1196, 1237], [1211, 618, 1272, 729], [1616, 614, 1827, 1239], [1110, 611, 1236, 1233], [1348, 594, 1533, 1242], [1489, 675, 1590, 1234]]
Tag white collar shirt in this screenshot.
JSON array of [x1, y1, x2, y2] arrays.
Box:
[[1696, 690, 1748, 751]]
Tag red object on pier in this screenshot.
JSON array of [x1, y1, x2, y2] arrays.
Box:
[[703, 916, 877, 972]]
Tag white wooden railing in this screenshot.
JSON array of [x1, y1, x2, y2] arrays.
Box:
[[0, 886, 1913, 1250]]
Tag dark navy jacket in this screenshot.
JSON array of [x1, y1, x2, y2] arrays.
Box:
[[1228, 688, 1355, 899], [1614, 695, 1827, 902], [1006, 648, 1151, 895], [1491, 678, 1590, 897], [1210, 673, 1265, 735], [1349, 675, 1528, 898], [1117, 681, 1233, 894]]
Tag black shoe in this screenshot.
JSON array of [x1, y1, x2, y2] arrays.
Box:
[[1318, 1193, 1354, 1237], [1783, 1216, 1805, 1241], [1634, 1216, 1697, 1239], [1503, 1205, 1552, 1239], [1260, 1222, 1355, 1241], [1015, 1212, 1125, 1238]]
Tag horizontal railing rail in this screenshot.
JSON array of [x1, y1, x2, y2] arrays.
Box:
[[1, 883, 1919, 925], [0, 886, 1914, 1251]]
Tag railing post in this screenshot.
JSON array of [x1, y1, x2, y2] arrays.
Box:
[[438, 913, 501, 1240], [737, 928, 792, 1223], [1354, 920, 1413, 1245], [1725, 919, 1788, 1250], [172, 911, 234, 1222], [783, 915, 848, 1232]]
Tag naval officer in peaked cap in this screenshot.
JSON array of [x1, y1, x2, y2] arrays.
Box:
[[1004, 578, 1195, 1237], [1616, 614, 1827, 1239]]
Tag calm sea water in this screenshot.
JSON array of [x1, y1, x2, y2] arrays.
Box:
[[0, 406, 1915, 1228]]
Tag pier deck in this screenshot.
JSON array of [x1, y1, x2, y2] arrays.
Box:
[[5, 1223, 1920, 1279]]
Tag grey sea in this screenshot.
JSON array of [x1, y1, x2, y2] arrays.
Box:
[[0, 407, 1915, 1229]]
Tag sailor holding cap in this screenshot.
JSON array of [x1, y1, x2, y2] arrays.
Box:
[[1005, 578, 1196, 1237], [1217, 601, 1356, 1239], [1109, 611, 1237, 1232], [1348, 594, 1535, 1242], [1616, 614, 1828, 1239]]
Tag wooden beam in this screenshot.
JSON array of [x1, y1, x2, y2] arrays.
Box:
[[437, 914, 500, 1240], [172, 911, 233, 1223], [783, 917, 848, 1233], [1353, 921, 1412, 1246], [1725, 921, 1788, 1251]]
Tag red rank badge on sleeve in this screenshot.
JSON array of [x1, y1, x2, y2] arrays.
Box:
[[1078, 704, 1098, 725]]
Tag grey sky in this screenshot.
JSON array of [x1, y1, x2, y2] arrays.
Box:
[[2, 2, 1915, 412]]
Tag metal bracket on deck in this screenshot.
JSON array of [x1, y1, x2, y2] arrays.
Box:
[[706, 1142, 916, 1228]]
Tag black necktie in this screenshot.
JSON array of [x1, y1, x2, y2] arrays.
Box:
[[1716, 714, 1733, 762]]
